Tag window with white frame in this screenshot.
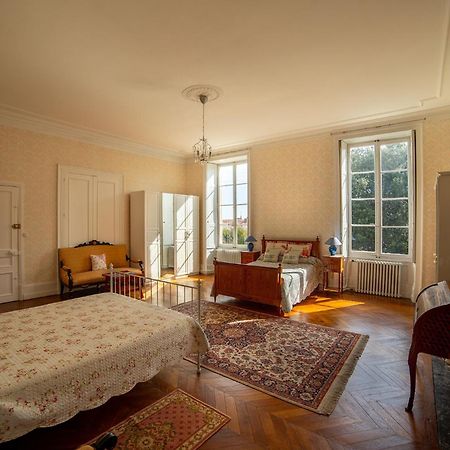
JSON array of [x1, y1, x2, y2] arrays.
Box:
[[218, 161, 248, 246], [344, 135, 414, 260]]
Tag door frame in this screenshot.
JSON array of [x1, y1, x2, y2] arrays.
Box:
[[0, 181, 24, 301]]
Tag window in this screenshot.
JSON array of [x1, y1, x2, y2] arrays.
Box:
[[345, 136, 413, 260], [218, 161, 248, 246]]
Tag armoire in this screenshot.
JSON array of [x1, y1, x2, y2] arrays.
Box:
[[130, 191, 199, 278]]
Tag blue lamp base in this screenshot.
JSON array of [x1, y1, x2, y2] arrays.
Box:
[[328, 245, 337, 256], [247, 242, 254, 252]]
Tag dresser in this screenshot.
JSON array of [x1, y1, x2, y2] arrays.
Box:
[[322, 255, 344, 293], [241, 251, 261, 264]]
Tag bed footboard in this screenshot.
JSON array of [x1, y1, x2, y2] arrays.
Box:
[[213, 259, 283, 309]]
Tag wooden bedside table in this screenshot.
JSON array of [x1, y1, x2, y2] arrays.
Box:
[[241, 251, 261, 264], [322, 255, 344, 293]]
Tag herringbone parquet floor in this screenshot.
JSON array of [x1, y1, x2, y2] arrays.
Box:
[[0, 277, 439, 450]]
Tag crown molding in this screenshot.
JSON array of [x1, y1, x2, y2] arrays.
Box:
[[213, 103, 450, 153], [0, 104, 189, 164]]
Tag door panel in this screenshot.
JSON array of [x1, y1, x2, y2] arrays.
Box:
[[67, 175, 93, 247], [0, 186, 19, 303], [146, 192, 161, 279], [174, 194, 199, 277], [97, 180, 116, 243]]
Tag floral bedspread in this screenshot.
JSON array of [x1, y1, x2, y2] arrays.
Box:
[[0, 293, 209, 443]]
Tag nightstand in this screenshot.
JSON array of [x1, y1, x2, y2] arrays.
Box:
[[241, 251, 261, 264], [322, 255, 344, 293]]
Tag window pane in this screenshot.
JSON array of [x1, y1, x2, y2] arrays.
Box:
[[236, 204, 248, 222], [352, 200, 375, 224], [220, 225, 234, 245], [219, 185, 233, 205], [382, 199, 408, 226], [351, 145, 375, 172], [381, 142, 408, 171], [236, 184, 247, 204], [237, 224, 248, 245], [219, 165, 233, 186], [352, 173, 375, 198], [382, 172, 408, 198], [220, 205, 233, 222], [236, 163, 248, 184], [382, 228, 408, 254], [352, 226, 375, 252]]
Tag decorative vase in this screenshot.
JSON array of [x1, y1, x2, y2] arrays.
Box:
[[247, 242, 254, 252]]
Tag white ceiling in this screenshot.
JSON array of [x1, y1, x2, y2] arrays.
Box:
[[1, 0, 450, 157]]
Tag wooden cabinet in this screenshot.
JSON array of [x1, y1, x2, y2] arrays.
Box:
[[241, 251, 261, 264], [322, 255, 344, 293]]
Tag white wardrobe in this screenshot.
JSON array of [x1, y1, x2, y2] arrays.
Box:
[[130, 191, 199, 278]]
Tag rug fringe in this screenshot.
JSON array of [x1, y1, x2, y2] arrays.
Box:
[[319, 334, 370, 415]]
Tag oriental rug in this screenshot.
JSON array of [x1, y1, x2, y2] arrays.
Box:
[[173, 300, 369, 415], [85, 389, 229, 450]]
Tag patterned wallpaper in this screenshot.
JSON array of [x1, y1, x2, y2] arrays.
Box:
[[422, 117, 450, 286], [0, 125, 187, 286], [250, 134, 339, 257]]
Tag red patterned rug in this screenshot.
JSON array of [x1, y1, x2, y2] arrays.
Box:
[[86, 389, 229, 449], [173, 301, 369, 415]]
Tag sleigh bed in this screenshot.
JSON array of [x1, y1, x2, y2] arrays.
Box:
[[212, 236, 322, 314]]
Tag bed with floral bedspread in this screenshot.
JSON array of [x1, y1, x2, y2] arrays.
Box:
[[0, 293, 209, 443]]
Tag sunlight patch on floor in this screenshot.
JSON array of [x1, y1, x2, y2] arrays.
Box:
[[290, 298, 365, 314]]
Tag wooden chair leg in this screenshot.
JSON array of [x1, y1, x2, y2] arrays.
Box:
[[405, 351, 418, 412]]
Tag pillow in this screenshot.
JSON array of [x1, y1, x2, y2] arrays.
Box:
[[288, 243, 312, 258], [91, 253, 107, 271], [282, 249, 302, 264], [266, 242, 289, 255], [263, 247, 281, 263]]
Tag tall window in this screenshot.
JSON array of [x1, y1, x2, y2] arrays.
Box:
[[346, 137, 413, 260], [218, 161, 248, 246]]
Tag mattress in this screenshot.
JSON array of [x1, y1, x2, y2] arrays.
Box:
[[248, 257, 323, 312]]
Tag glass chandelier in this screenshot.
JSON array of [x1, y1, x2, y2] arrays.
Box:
[[193, 94, 212, 164]]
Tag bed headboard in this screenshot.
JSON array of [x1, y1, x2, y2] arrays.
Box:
[[261, 235, 320, 258]]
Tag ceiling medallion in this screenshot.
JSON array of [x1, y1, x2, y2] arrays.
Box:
[[183, 85, 222, 164]]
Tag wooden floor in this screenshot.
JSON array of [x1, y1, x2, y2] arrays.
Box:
[[0, 277, 439, 450]]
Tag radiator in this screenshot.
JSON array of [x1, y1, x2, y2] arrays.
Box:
[[215, 248, 241, 264], [355, 259, 402, 298]]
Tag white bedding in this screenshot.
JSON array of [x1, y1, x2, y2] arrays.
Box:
[[248, 257, 323, 312], [0, 293, 209, 443]]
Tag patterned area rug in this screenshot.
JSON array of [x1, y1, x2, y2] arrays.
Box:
[[173, 301, 369, 415], [86, 389, 229, 450]]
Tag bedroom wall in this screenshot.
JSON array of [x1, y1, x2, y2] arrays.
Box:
[[0, 125, 187, 298], [422, 115, 450, 286], [249, 133, 338, 257]]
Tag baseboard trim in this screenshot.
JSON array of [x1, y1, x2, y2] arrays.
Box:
[[22, 281, 58, 300]]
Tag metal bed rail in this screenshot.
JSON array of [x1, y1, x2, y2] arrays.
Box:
[[108, 265, 203, 372]]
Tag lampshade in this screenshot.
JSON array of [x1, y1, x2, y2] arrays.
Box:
[[245, 235, 257, 243], [325, 236, 342, 246]]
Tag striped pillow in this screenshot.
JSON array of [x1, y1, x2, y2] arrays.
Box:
[[263, 247, 281, 263], [282, 249, 302, 264]]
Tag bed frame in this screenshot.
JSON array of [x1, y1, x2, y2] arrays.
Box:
[[212, 236, 320, 314]]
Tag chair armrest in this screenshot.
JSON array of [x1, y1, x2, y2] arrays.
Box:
[[126, 255, 144, 275], [59, 262, 73, 289]]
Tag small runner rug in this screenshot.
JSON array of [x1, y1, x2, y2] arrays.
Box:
[[85, 389, 229, 450], [173, 301, 369, 415]]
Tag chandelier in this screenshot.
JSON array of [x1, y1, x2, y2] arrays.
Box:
[[182, 85, 222, 164], [193, 94, 212, 163]]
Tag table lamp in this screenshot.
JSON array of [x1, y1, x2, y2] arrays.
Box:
[[325, 236, 342, 256], [245, 235, 257, 251]]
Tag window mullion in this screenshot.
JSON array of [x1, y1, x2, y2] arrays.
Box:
[[374, 141, 381, 257], [233, 163, 237, 247]]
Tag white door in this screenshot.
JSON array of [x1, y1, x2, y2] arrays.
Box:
[[146, 191, 161, 279], [0, 185, 20, 303], [174, 194, 199, 277]]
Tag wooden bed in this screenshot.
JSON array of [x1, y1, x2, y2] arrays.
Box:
[[212, 236, 321, 314]]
